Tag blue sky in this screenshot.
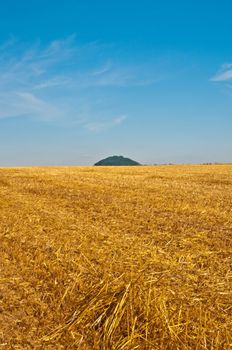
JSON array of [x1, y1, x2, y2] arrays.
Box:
[[0, 0, 231, 165]]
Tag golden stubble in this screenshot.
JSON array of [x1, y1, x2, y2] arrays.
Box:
[[0, 165, 231, 349]]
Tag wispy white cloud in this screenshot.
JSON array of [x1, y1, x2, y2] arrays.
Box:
[[0, 91, 62, 121], [0, 36, 163, 130], [82, 64, 159, 88], [211, 63, 232, 82], [92, 62, 112, 76], [84, 115, 127, 132], [16, 92, 62, 120], [32, 77, 71, 90]]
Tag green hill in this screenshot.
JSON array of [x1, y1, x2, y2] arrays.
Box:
[[94, 155, 140, 166]]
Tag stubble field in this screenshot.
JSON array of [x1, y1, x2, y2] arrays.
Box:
[[0, 165, 231, 349]]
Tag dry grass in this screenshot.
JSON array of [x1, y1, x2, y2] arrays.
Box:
[[0, 165, 231, 349]]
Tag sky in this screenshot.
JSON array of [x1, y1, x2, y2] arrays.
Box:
[[0, 0, 232, 165]]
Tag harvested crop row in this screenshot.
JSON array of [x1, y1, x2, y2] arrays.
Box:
[[0, 165, 231, 349]]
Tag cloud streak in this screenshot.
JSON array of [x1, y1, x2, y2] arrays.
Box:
[[0, 36, 164, 130], [84, 115, 127, 132], [211, 63, 232, 82]]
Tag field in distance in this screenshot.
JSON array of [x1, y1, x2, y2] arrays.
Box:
[[0, 165, 231, 349]]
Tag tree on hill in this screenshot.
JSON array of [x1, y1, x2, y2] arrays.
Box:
[[94, 155, 140, 166]]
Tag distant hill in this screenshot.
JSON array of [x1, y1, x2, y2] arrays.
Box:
[[94, 155, 140, 166]]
